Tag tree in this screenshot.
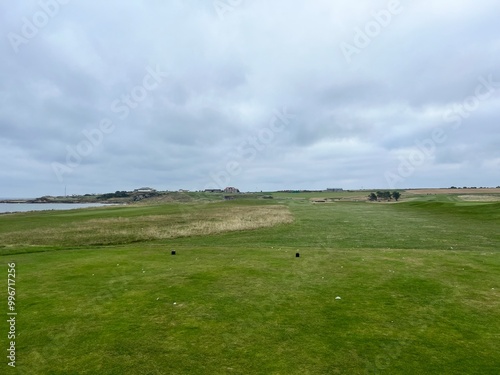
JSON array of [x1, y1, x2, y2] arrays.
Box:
[[376, 191, 391, 200], [392, 191, 401, 201], [368, 192, 377, 201]]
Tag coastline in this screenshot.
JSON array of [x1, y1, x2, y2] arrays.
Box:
[[0, 199, 96, 204], [0, 202, 121, 214]]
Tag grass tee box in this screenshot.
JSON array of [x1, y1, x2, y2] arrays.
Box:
[[1, 196, 499, 374]]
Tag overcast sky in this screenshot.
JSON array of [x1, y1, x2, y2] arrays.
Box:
[[1, 0, 499, 197]]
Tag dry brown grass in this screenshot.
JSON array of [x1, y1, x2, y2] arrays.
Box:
[[405, 188, 500, 195], [457, 195, 500, 202], [0, 205, 294, 246]]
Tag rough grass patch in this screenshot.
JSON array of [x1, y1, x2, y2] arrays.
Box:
[[458, 195, 500, 202], [0, 204, 294, 246]]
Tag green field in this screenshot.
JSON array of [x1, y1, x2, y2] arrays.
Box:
[[1, 193, 499, 374]]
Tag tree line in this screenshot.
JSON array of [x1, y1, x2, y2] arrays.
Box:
[[368, 191, 401, 201]]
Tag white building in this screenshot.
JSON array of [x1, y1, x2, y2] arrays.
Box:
[[134, 187, 156, 193]]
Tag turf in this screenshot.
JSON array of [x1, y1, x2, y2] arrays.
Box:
[[1, 195, 499, 374]]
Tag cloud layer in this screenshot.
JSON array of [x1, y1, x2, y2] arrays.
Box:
[[1, 0, 499, 196]]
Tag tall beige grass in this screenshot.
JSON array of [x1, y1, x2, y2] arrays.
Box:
[[0, 205, 294, 246]]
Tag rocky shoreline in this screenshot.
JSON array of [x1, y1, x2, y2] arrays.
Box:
[[0, 190, 160, 205]]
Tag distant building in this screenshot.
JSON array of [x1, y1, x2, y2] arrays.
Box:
[[224, 187, 240, 194], [134, 187, 156, 193]]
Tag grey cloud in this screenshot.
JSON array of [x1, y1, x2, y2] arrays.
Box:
[[1, 1, 499, 196]]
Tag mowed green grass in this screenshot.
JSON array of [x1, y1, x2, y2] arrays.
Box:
[[1, 197, 499, 374]]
